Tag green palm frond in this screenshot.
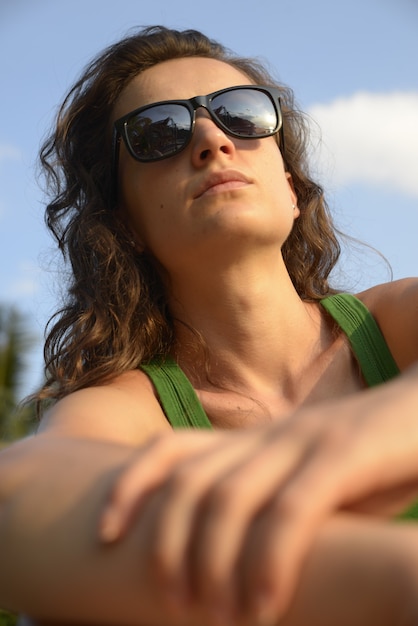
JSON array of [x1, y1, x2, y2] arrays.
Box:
[[0, 306, 39, 441]]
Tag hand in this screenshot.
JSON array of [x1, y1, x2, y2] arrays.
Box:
[[99, 366, 418, 624]]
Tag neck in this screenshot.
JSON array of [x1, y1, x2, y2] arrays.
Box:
[[168, 251, 328, 396]]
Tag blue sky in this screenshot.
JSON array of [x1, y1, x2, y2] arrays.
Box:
[[1, 0, 417, 396]]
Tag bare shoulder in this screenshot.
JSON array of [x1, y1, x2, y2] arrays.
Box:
[[356, 277, 418, 370], [39, 368, 171, 444]]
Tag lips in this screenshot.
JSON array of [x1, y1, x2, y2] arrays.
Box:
[[193, 170, 252, 199]]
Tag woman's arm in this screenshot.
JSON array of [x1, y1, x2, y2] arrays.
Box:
[[360, 277, 418, 371], [0, 436, 161, 625], [0, 431, 240, 625], [95, 361, 418, 622], [3, 435, 418, 626], [1, 435, 418, 626], [281, 515, 418, 626], [2, 302, 418, 625]]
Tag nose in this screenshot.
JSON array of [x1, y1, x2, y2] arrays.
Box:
[[190, 109, 236, 165]]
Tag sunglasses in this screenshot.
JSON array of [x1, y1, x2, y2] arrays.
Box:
[[111, 85, 285, 193]]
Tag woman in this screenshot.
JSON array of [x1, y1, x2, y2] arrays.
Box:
[[1, 25, 418, 625]]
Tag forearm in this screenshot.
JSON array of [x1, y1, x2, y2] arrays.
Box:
[[2, 437, 418, 626], [281, 515, 418, 626], [13, 516, 418, 626], [0, 435, 190, 625]]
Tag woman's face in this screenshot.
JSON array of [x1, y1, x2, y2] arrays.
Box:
[[113, 57, 298, 275]]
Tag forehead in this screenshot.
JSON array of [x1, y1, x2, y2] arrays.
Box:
[[113, 57, 253, 120]]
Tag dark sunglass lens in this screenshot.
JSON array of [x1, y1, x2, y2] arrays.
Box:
[[126, 103, 192, 160], [212, 89, 277, 137]]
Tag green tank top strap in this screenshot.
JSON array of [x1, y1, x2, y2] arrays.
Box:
[[140, 357, 213, 430], [140, 300, 416, 520], [321, 294, 418, 520], [141, 294, 400, 427], [320, 293, 400, 387]]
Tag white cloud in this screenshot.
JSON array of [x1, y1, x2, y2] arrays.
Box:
[[0, 143, 22, 163], [9, 278, 39, 298], [0, 143, 23, 221], [308, 91, 418, 198], [7, 261, 40, 299]]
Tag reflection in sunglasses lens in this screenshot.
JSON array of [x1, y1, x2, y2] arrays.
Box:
[[128, 104, 192, 158], [126, 89, 278, 160], [212, 90, 276, 136]]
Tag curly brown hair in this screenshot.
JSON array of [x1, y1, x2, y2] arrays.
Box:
[[37, 25, 340, 403]]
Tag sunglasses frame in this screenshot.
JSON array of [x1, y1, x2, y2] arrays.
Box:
[[111, 85, 285, 201]]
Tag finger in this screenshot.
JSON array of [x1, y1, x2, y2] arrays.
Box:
[[120, 485, 192, 620], [344, 481, 418, 517], [99, 430, 222, 542], [236, 440, 356, 623], [195, 417, 362, 622], [189, 431, 313, 617], [142, 431, 264, 608], [239, 488, 329, 624]]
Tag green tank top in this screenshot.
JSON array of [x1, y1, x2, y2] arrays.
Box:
[[140, 293, 418, 520]]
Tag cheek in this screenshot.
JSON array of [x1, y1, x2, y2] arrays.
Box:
[[257, 141, 297, 226], [256, 139, 285, 179], [119, 166, 152, 242], [119, 167, 181, 255], [262, 160, 291, 202]]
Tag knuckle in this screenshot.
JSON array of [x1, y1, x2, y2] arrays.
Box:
[[167, 467, 192, 494], [167, 462, 207, 497], [271, 489, 303, 521], [204, 479, 240, 518]]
